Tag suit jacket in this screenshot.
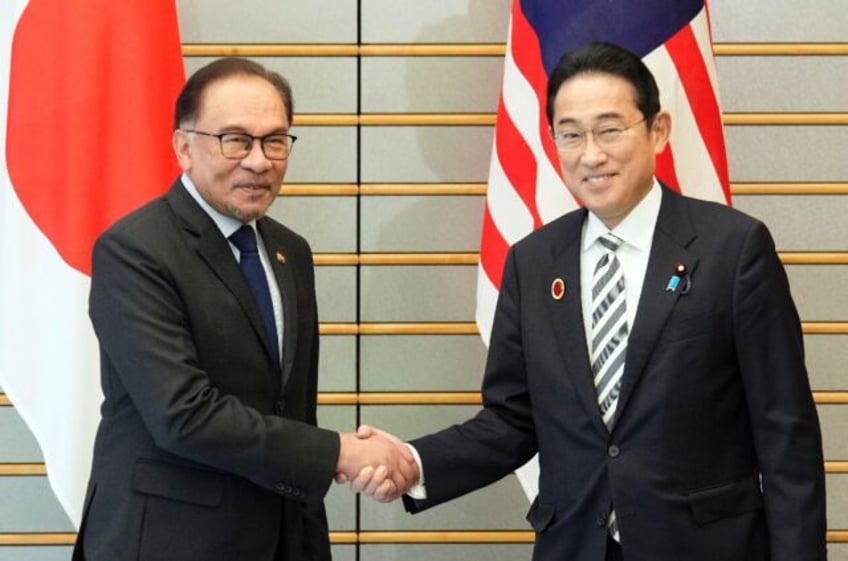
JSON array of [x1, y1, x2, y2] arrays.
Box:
[[73, 180, 340, 561], [406, 187, 826, 561]]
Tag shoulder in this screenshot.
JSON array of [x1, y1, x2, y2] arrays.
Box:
[[96, 196, 173, 248], [512, 206, 586, 255]]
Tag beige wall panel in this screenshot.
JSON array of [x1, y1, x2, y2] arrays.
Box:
[[827, 474, 848, 528], [804, 335, 848, 391], [360, 335, 487, 392], [0, 408, 42, 462], [362, 57, 502, 113], [732, 196, 848, 251], [361, 0, 509, 43], [317, 405, 357, 531], [710, 0, 848, 42], [785, 266, 848, 321], [361, 196, 484, 252], [0, 547, 71, 561], [331, 546, 356, 561], [0, 478, 73, 530], [315, 266, 357, 323], [286, 127, 358, 183], [715, 57, 848, 112], [362, 545, 534, 561], [318, 335, 357, 392], [830, 545, 848, 561], [725, 126, 848, 182], [361, 126, 494, 183], [818, 405, 848, 459], [361, 405, 530, 530], [361, 266, 476, 322], [177, 0, 358, 43], [184, 57, 358, 114], [360, 474, 529, 530], [267, 196, 357, 253]]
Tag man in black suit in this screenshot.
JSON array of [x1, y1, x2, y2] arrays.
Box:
[[353, 42, 826, 561], [73, 58, 415, 561]]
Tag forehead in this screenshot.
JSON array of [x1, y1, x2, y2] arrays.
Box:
[[196, 75, 289, 127], [552, 72, 640, 125]]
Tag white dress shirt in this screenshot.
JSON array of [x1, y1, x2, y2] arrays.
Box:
[[182, 174, 283, 361], [579, 180, 662, 350]]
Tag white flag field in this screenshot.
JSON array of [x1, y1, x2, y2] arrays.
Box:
[[1, 0, 183, 525]]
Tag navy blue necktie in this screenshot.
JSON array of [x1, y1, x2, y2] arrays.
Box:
[[229, 225, 279, 362]]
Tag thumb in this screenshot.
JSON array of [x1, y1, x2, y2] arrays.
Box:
[[356, 424, 375, 439]]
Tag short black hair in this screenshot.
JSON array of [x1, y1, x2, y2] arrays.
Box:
[[174, 57, 294, 129], [545, 42, 660, 126]]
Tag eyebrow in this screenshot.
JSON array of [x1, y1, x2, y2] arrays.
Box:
[[555, 112, 626, 128]]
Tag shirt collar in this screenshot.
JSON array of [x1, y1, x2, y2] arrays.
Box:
[[181, 173, 255, 239], [582, 179, 662, 252]]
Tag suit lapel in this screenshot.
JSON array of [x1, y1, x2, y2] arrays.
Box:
[[257, 219, 298, 387], [613, 189, 698, 424], [166, 182, 282, 377], [543, 210, 609, 438]]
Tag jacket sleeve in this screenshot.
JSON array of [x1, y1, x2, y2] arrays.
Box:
[[406, 246, 538, 511], [731, 220, 826, 560]]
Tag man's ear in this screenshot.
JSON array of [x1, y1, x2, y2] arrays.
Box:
[[651, 111, 672, 155], [172, 129, 192, 172]]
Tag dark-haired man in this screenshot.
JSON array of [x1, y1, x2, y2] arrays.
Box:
[[354, 42, 826, 561], [73, 58, 415, 561]]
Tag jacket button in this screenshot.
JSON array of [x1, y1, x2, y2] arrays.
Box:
[[596, 514, 607, 528], [608, 445, 620, 458], [274, 399, 285, 415]]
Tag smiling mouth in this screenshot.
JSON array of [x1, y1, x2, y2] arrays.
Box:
[[235, 183, 271, 193], [584, 173, 616, 185]]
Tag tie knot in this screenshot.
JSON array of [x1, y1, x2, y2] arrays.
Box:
[[229, 225, 259, 254], [598, 233, 623, 253]]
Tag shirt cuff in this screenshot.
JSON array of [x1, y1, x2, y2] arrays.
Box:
[[405, 443, 428, 499]]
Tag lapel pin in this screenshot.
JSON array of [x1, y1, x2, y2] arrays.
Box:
[[666, 263, 688, 292], [551, 278, 566, 301], [276, 252, 286, 264]]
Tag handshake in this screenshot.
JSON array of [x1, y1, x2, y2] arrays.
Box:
[[335, 425, 420, 503]]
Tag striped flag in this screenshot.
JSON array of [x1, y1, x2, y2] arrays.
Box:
[[0, 0, 183, 525], [477, 0, 729, 498]]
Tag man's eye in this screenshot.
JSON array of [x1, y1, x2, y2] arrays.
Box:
[[597, 128, 624, 139], [264, 137, 287, 147]]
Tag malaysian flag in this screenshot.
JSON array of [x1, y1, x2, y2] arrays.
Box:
[[477, 0, 729, 497]]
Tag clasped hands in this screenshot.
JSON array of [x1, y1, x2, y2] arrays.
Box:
[[336, 425, 418, 502]]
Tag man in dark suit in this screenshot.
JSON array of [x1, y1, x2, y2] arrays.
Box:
[[353, 42, 827, 561], [73, 58, 415, 561]]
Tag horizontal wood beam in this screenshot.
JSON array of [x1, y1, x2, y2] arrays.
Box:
[[311, 252, 848, 267], [290, 113, 848, 127], [277, 182, 848, 197], [182, 43, 848, 58], [1, 530, 846, 545], [316, 322, 848, 336]]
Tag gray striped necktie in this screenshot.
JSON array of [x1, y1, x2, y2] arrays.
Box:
[[590, 232, 627, 542]]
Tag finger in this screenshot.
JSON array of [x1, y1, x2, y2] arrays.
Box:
[[335, 472, 349, 484], [363, 465, 389, 497], [356, 424, 374, 439], [349, 465, 375, 494], [374, 479, 401, 503]]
